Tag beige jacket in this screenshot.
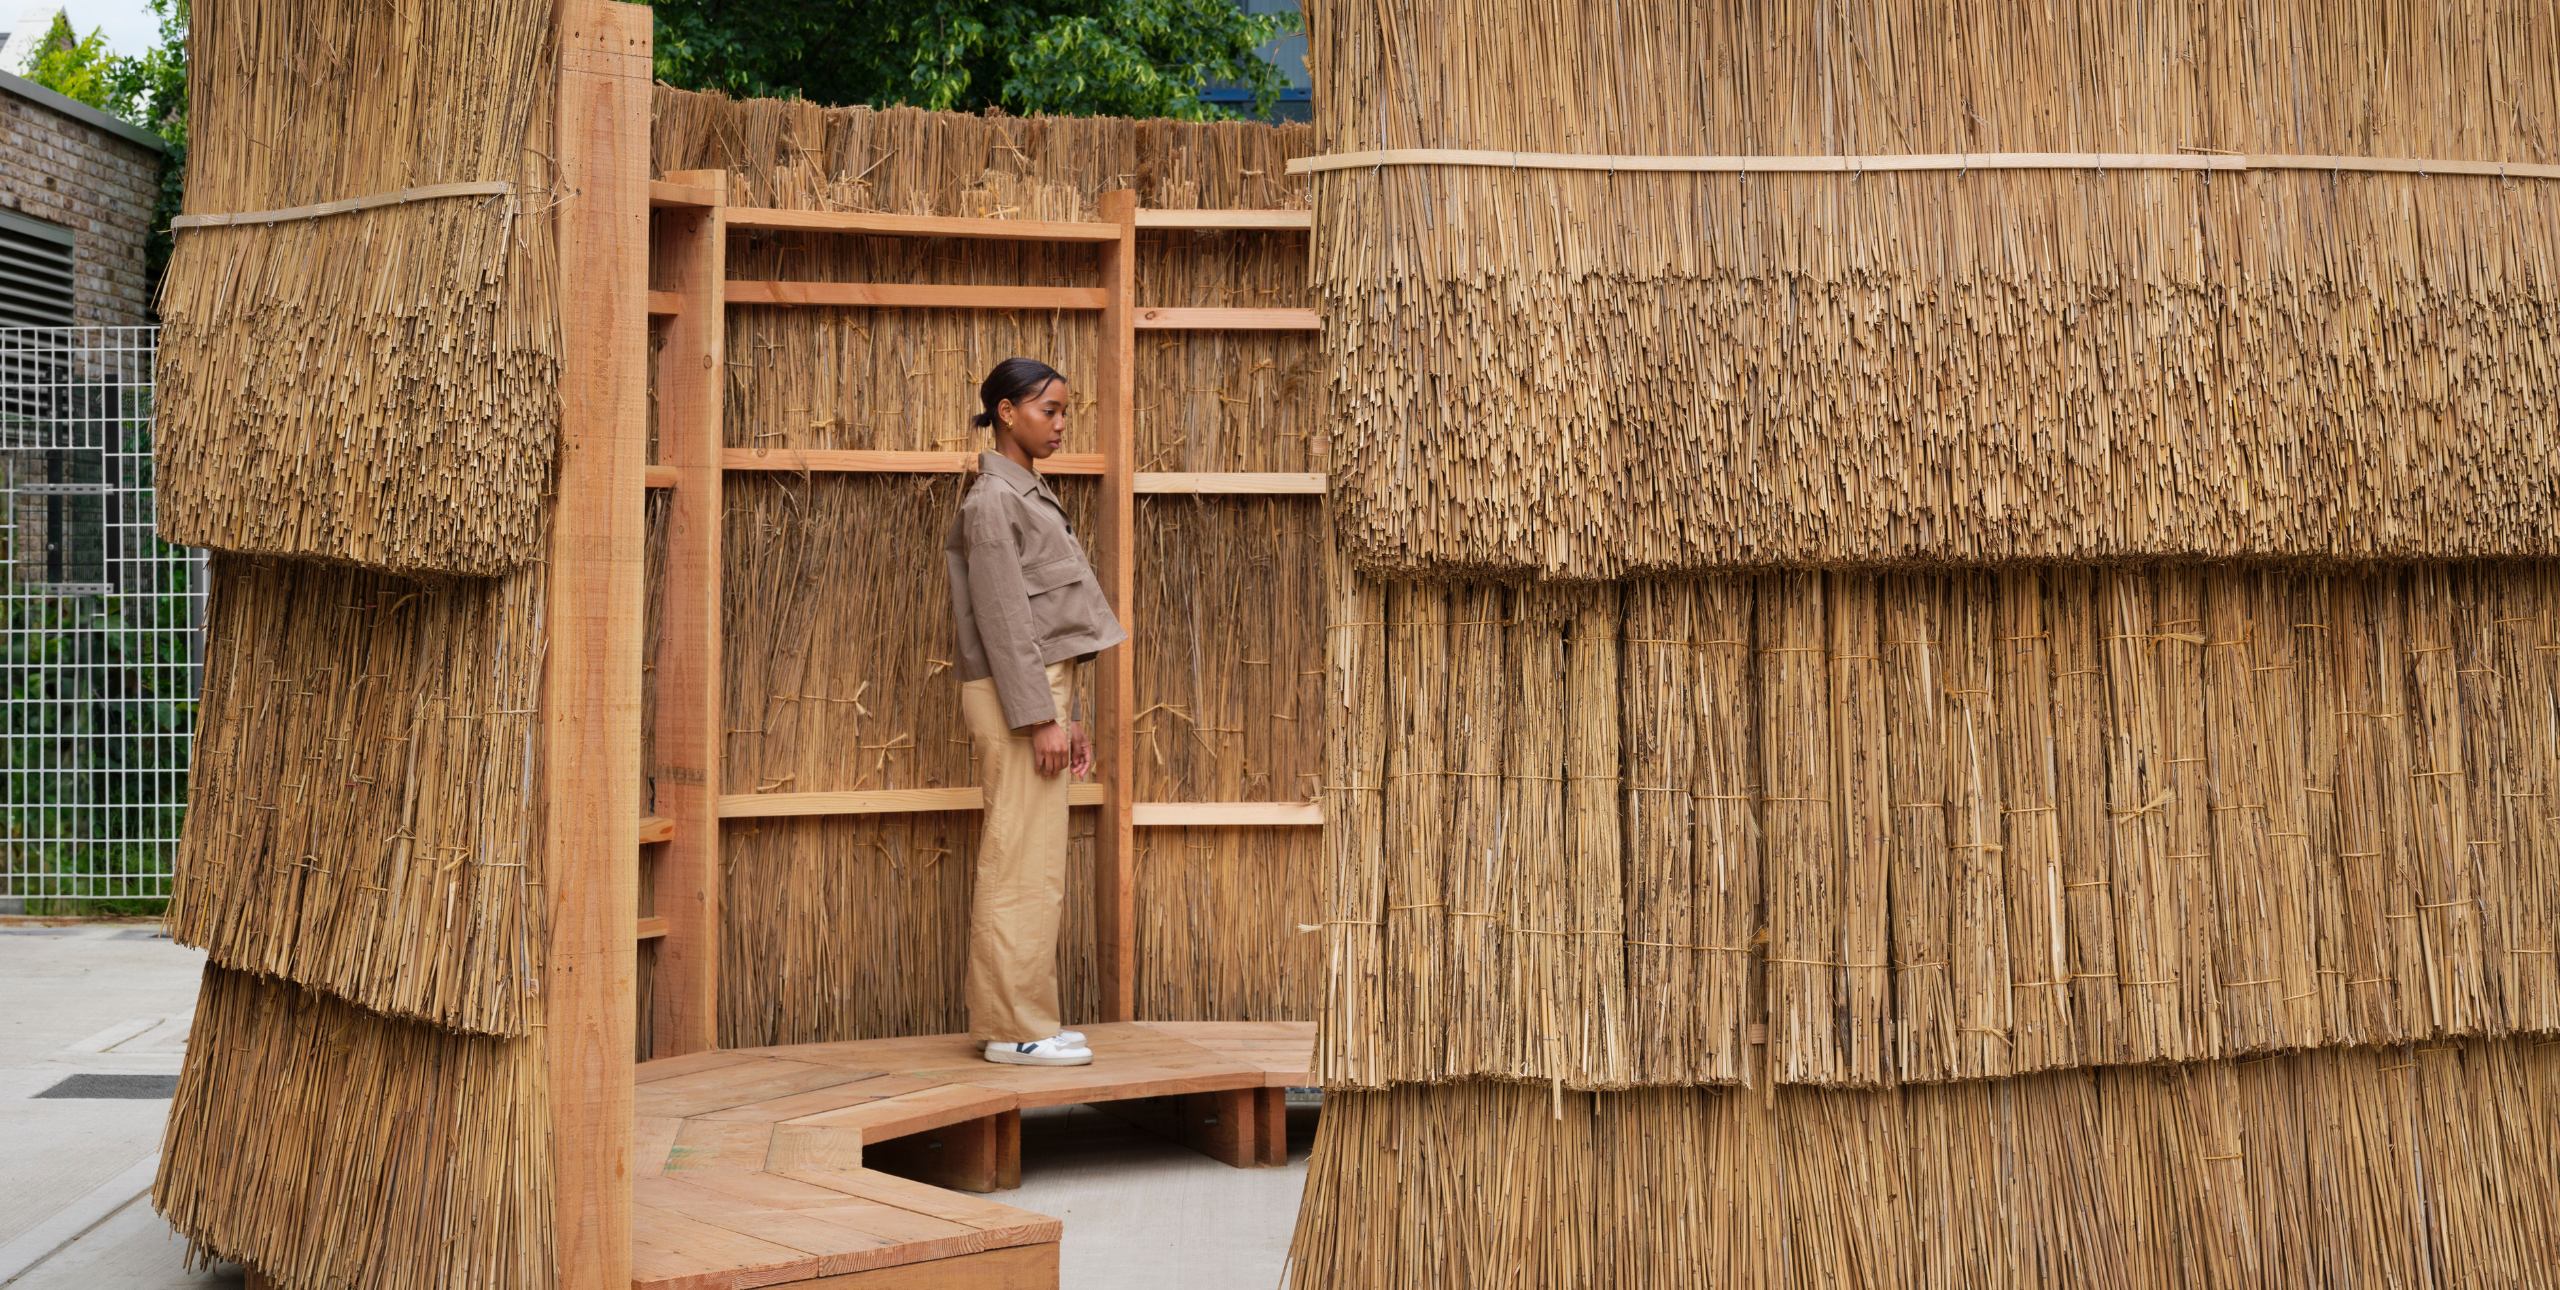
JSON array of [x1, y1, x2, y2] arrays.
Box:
[[945, 451, 1126, 728]]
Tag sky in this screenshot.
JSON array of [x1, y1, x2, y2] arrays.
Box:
[[19, 1, 164, 58]]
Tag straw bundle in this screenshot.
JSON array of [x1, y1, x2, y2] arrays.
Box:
[[1320, 560, 2560, 1090], [1306, 0, 2560, 580], [166, 556, 546, 1037], [153, 0, 560, 575], [157, 967, 551, 1290], [1137, 827, 1320, 1020], [719, 814, 1099, 1046], [1290, 1034, 2560, 1290]]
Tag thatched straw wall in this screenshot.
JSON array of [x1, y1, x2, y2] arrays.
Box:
[[1291, 1033, 2560, 1289], [1306, 1, 2560, 580], [153, 0, 561, 576], [661, 89, 1325, 1036], [1320, 562, 2560, 1092], [157, 968, 553, 1290], [166, 556, 546, 1037]]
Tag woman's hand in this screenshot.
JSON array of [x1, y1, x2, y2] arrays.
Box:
[[1029, 720, 1072, 777], [1069, 722, 1093, 779]]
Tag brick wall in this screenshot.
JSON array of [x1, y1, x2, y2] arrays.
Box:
[[0, 74, 165, 326]]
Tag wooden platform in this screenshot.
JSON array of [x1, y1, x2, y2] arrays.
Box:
[[631, 1021, 1313, 1289]]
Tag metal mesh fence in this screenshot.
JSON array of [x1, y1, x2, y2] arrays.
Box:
[[1, 325, 201, 908]]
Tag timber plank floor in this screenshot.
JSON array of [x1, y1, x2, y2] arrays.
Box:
[[630, 1020, 1313, 1289]]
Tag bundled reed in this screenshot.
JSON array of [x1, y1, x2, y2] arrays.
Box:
[[1304, 0, 2560, 580], [153, 0, 561, 575], [157, 967, 552, 1290], [1289, 1034, 2560, 1290], [1319, 561, 2560, 1090], [1136, 827, 1321, 1020], [166, 556, 545, 1037], [719, 814, 1099, 1046]]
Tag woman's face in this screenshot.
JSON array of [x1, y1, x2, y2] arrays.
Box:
[[1000, 378, 1070, 459]]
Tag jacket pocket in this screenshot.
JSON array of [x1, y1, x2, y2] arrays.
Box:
[[1020, 552, 1087, 597]]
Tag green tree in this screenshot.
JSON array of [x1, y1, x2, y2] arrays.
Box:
[[649, 0, 1296, 120], [22, 13, 118, 110]]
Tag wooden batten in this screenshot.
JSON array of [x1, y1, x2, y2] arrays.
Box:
[[1134, 208, 1313, 231], [726, 281, 1109, 311], [548, 2, 648, 1286], [1134, 307, 1320, 331], [718, 784, 1110, 819], [1095, 188, 1140, 1022], [723, 205, 1121, 242], [1133, 471, 1325, 495], [721, 448, 1107, 476]]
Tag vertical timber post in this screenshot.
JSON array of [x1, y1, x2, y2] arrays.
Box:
[[550, 1, 649, 1286], [650, 168, 728, 1057], [1096, 189, 1139, 1022]]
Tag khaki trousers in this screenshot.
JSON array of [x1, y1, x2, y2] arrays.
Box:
[[961, 660, 1074, 1043]]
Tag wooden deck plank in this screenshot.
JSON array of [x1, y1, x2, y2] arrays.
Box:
[[640, 1049, 768, 1084], [790, 1084, 1020, 1141], [637, 1115, 687, 1178], [668, 1119, 783, 1174], [775, 1243, 1059, 1290], [691, 1072, 903, 1123], [777, 1169, 1062, 1239], [641, 1062, 880, 1119], [631, 1202, 819, 1290]]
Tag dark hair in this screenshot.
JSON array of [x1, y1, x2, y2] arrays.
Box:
[[972, 357, 1066, 431]]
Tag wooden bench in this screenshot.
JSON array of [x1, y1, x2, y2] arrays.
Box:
[[631, 1021, 1313, 1289]]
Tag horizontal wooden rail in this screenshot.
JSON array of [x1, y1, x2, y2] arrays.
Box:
[[1135, 307, 1319, 331], [649, 179, 720, 209], [719, 784, 1110, 820], [726, 206, 1122, 243], [1134, 472, 1325, 495], [722, 449, 1107, 476], [1131, 802, 1324, 827], [728, 281, 1109, 311], [643, 465, 680, 490], [637, 916, 670, 941], [638, 816, 674, 844], [646, 291, 681, 318], [1134, 209, 1312, 232]]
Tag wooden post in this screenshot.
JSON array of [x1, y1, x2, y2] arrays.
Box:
[[863, 1110, 1023, 1194], [1094, 189, 1139, 1022], [549, 3, 649, 1287], [649, 168, 728, 1057]]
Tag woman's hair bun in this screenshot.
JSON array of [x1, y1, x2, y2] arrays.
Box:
[[975, 357, 1066, 435], [970, 410, 996, 428]]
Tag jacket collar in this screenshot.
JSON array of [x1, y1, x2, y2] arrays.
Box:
[[977, 451, 1060, 506]]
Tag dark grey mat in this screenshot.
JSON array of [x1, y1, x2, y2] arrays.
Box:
[[33, 1073, 180, 1100]]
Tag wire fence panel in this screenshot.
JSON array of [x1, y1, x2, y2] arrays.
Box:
[[1, 325, 201, 908]]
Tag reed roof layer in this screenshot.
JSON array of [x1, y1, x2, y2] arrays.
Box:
[[167, 556, 546, 1037], [1308, 0, 2560, 580], [1322, 560, 2560, 1091], [152, 0, 562, 576], [1291, 1036, 2560, 1289], [156, 967, 553, 1290]]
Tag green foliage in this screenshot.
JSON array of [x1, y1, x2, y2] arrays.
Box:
[[20, 2, 188, 300], [22, 14, 118, 110], [649, 0, 1296, 120]]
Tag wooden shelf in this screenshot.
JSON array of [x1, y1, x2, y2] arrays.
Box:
[[718, 783, 1110, 820], [726, 206, 1121, 243], [721, 448, 1107, 476], [1134, 471, 1325, 495], [648, 179, 720, 209], [1135, 306, 1319, 331], [1134, 209, 1312, 232], [1132, 801, 1324, 827], [641, 465, 679, 490], [636, 916, 670, 941], [728, 281, 1109, 311], [637, 816, 675, 844]]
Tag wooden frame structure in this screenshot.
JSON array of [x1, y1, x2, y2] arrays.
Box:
[[527, 8, 1332, 1280]]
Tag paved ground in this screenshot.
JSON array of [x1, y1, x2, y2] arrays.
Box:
[[0, 919, 1310, 1289]]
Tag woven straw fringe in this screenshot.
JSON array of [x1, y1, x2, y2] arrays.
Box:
[[1321, 561, 2560, 1091], [1308, 0, 2560, 581], [167, 556, 546, 1037], [153, 0, 561, 576], [156, 967, 552, 1290], [1291, 1036, 2560, 1290]]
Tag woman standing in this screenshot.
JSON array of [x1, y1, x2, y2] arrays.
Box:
[[944, 358, 1126, 1066]]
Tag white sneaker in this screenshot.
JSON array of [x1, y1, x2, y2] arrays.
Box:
[[985, 1036, 1093, 1066], [1056, 1029, 1087, 1046]]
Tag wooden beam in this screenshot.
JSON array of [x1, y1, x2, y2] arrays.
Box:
[[648, 167, 728, 1061], [725, 205, 1120, 243], [638, 815, 674, 844], [771, 1244, 1060, 1290], [720, 448, 1105, 476], [1134, 306, 1320, 331], [1094, 189, 1138, 1024], [643, 465, 679, 490], [548, 4, 648, 1286], [1133, 208, 1312, 231], [1254, 1087, 1289, 1167], [637, 916, 670, 941], [863, 1110, 1023, 1195], [650, 179, 720, 209], [1132, 471, 1325, 495], [727, 281, 1108, 311], [1130, 801, 1324, 827], [645, 290, 681, 317], [718, 784, 1108, 820]]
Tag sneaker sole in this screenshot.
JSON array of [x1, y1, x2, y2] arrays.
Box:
[[984, 1049, 1093, 1067]]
